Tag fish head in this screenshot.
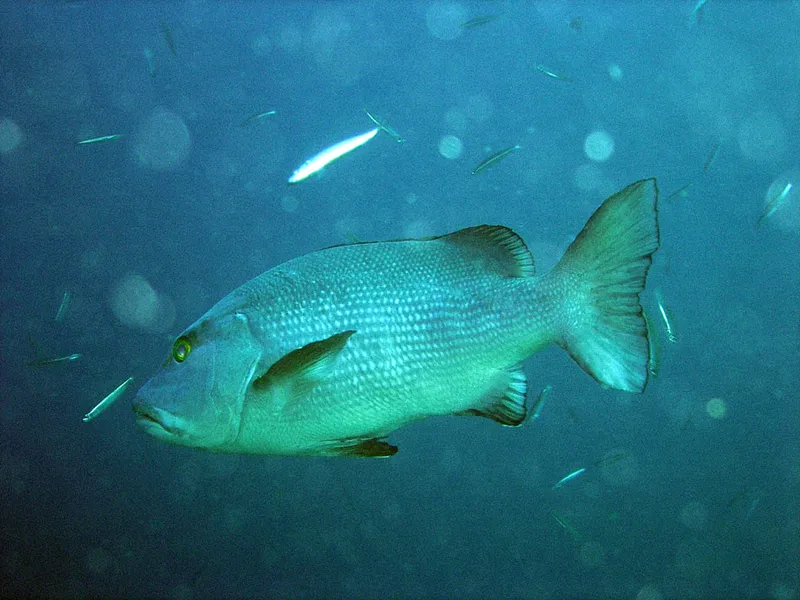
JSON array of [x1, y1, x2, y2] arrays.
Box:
[[133, 309, 262, 450]]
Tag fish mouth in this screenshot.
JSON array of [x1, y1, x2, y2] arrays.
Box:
[[133, 403, 183, 438]]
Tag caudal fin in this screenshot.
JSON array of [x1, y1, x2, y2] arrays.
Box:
[[552, 179, 660, 392]]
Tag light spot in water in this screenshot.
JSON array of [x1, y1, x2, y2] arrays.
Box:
[[438, 135, 463, 160], [584, 130, 615, 162]]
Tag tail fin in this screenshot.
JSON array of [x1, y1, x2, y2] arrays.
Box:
[[552, 179, 660, 392]]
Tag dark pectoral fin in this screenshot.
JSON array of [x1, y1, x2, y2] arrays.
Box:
[[252, 330, 356, 392], [457, 365, 528, 426]]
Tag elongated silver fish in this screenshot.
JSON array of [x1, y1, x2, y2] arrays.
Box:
[[134, 179, 660, 457], [288, 128, 378, 184]]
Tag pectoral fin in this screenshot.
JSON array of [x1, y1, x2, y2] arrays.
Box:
[[252, 330, 356, 396]]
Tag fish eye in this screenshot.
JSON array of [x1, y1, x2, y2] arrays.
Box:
[[172, 337, 192, 363]]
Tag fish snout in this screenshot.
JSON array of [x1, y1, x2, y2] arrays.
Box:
[[132, 402, 185, 439]]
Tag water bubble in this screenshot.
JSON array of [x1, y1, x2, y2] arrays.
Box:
[[572, 163, 603, 192], [636, 585, 664, 600], [280, 195, 299, 213], [250, 33, 272, 56], [737, 111, 786, 164], [444, 108, 468, 133], [579, 541, 605, 568], [110, 273, 175, 333], [584, 130, 615, 162], [705, 397, 727, 420], [608, 64, 623, 81], [438, 135, 463, 159], [84, 546, 112, 575], [0, 118, 23, 154], [679, 501, 708, 531], [425, 2, 467, 41], [133, 107, 192, 171], [464, 94, 494, 123]]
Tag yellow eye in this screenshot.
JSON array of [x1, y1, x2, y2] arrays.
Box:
[[172, 337, 192, 363]]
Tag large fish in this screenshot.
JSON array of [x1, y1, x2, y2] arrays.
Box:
[[134, 179, 660, 457]]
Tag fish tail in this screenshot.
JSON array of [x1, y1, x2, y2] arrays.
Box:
[[549, 179, 660, 392]]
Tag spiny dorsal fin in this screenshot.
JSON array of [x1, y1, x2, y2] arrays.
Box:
[[439, 225, 535, 278], [326, 438, 398, 458], [457, 365, 528, 426], [252, 330, 355, 392]]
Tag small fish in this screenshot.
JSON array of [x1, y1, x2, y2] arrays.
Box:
[[55, 291, 72, 323], [26, 353, 82, 367], [160, 20, 177, 56], [535, 64, 573, 82], [288, 128, 379, 184], [664, 180, 696, 202], [530, 384, 551, 420], [76, 134, 123, 146], [471, 145, 520, 175], [689, 0, 709, 26], [551, 511, 584, 541], [594, 451, 631, 469], [642, 307, 660, 378], [756, 182, 793, 229], [240, 110, 277, 127], [702, 141, 722, 174], [553, 467, 586, 489], [655, 290, 677, 343], [364, 109, 405, 143], [83, 377, 134, 423], [460, 14, 501, 29], [143, 47, 156, 78]]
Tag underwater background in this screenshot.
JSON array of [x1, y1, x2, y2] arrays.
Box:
[[1, 1, 798, 599]]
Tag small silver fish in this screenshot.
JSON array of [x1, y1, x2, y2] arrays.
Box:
[[535, 64, 573, 82], [133, 179, 659, 457], [460, 14, 501, 29], [26, 353, 82, 367], [288, 128, 379, 184], [756, 182, 793, 229], [55, 291, 72, 323], [76, 134, 123, 146], [364, 110, 405, 143], [83, 377, 134, 423], [471, 145, 520, 175], [530, 384, 551, 420], [553, 467, 586, 489], [240, 110, 276, 127], [655, 290, 677, 343]]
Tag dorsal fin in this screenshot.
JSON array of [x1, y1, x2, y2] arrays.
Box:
[[439, 225, 535, 277]]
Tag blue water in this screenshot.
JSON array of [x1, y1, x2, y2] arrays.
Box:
[[1, 2, 798, 599]]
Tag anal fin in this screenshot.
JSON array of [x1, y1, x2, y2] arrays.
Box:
[[457, 365, 528, 426], [325, 437, 398, 458]]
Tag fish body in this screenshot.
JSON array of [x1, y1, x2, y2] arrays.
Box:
[[26, 353, 81, 366], [76, 134, 123, 145], [553, 467, 586, 489], [460, 14, 500, 29], [134, 180, 660, 456], [535, 64, 573, 82], [55, 291, 72, 323], [83, 377, 134, 422], [756, 182, 793, 228], [240, 110, 276, 127], [288, 128, 378, 184], [471, 145, 520, 175], [364, 110, 405, 143]]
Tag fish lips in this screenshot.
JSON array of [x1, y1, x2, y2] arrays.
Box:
[[132, 403, 186, 440]]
